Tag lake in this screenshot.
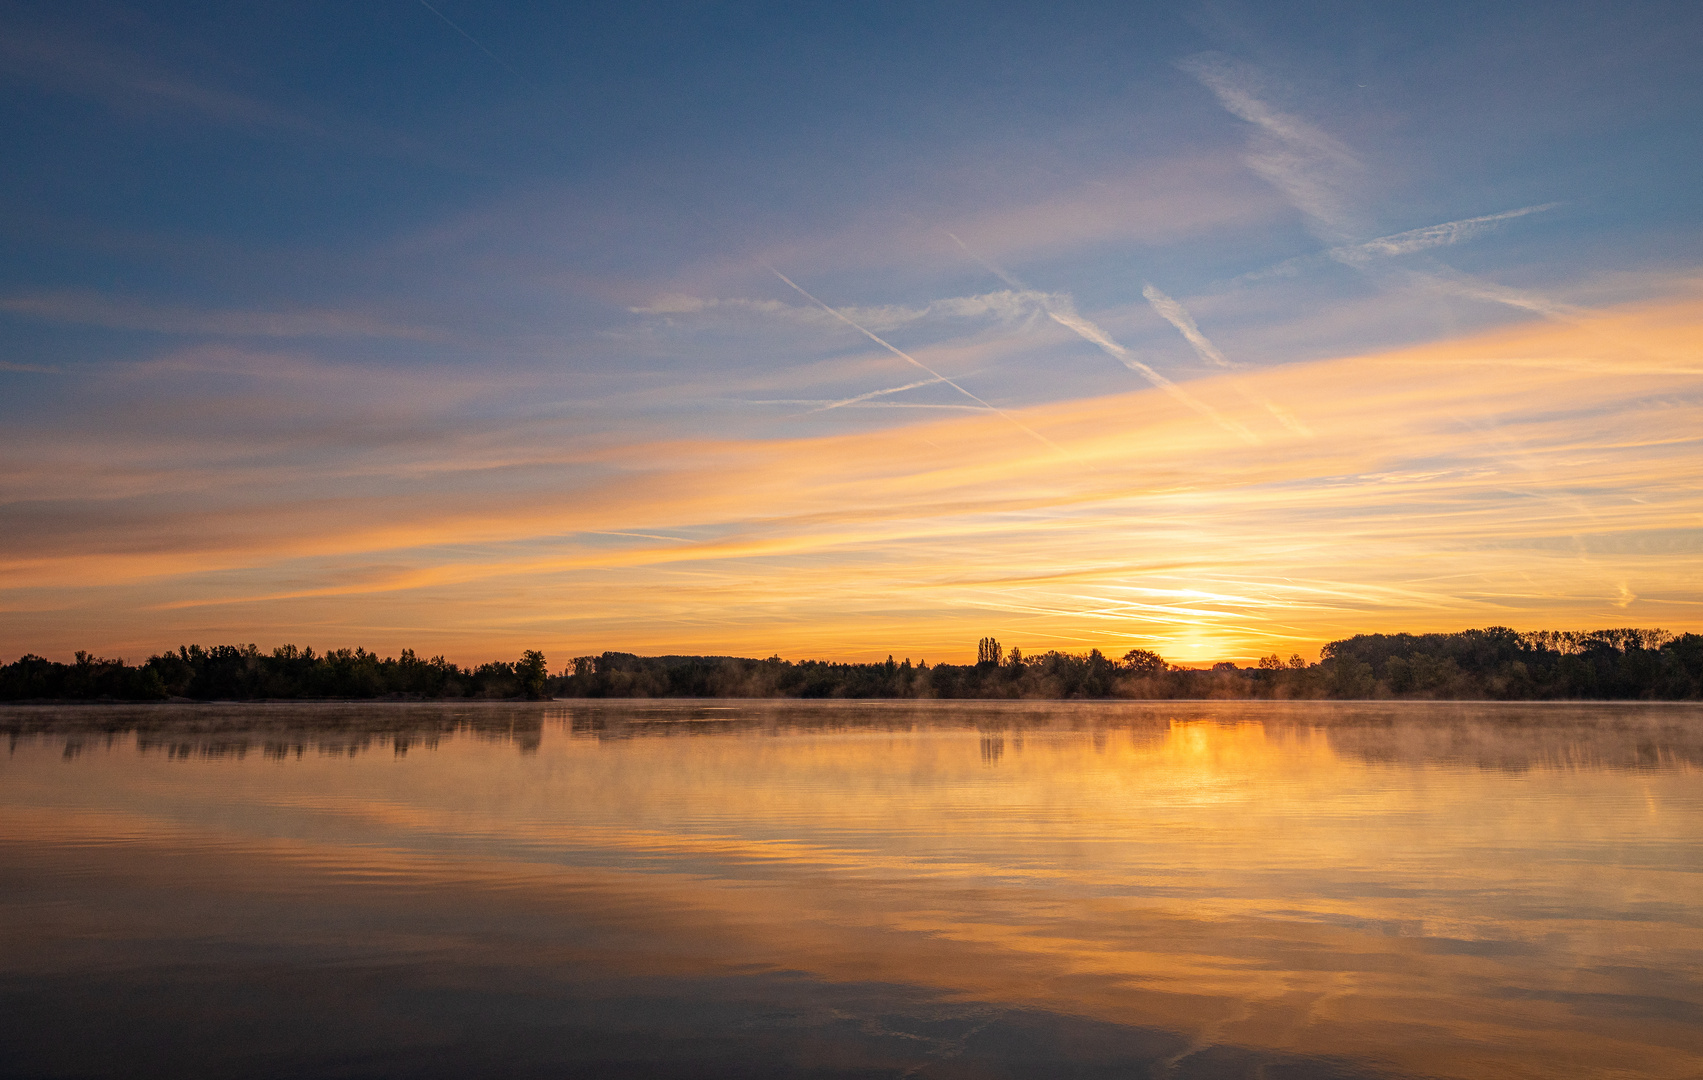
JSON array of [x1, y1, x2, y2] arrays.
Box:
[[2, 700, 1700, 1079]]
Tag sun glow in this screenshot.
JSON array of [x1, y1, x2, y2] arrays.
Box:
[[4, 294, 1702, 663]]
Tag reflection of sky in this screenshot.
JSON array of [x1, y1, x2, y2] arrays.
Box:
[[4, 704, 1702, 1077], [1, 3, 1701, 662]]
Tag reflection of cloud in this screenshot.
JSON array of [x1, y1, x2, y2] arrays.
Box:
[[3, 297, 1700, 662], [0, 290, 447, 341]]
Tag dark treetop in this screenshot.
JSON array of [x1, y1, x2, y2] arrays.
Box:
[[3, 628, 1701, 702]]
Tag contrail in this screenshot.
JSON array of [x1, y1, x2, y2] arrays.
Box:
[[1141, 283, 1311, 436], [811, 376, 950, 412], [1043, 307, 1260, 444], [1337, 203, 1563, 263], [1409, 264, 1581, 321], [941, 231, 1260, 444], [1234, 203, 1563, 283], [1177, 52, 1365, 244], [416, 0, 530, 84], [1141, 284, 1229, 368], [1180, 53, 1575, 321], [942, 230, 1026, 292], [765, 265, 1070, 455]]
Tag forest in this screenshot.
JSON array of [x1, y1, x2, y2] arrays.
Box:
[[2, 627, 1700, 702]]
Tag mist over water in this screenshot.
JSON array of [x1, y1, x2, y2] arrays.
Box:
[[3, 701, 1701, 1079]]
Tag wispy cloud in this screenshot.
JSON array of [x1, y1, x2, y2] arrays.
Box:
[[1141, 283, 1311, 435], [1039, 304, 1258, 445], [1180, 54, 1580, 323], [1140, 284, 1230, 368], [1406, 265, 1582, 321], [809, 376, 953, 412], [765, 266, 1069, 455], [0, 25, 321, 133], [941, 230, 1260, 444], [1238, 204, 1563, 283], [0, 290, 447, 342], [1335, 204, 1563, 263], [629, 289, 1052, 333], [10, 296, 1697, 663], [1177, 52, 1366, 243]]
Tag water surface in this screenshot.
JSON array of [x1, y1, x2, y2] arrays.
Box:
[[3, 701, 1701, 1079]]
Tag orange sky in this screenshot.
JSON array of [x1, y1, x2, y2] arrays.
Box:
[[5, 292, 1700, 666]]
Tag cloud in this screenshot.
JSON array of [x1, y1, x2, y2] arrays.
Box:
[[809, 376, 953, 412], [4, 296, 1701, 662], [1141, 284, 1231, 368], [1141, 284, 1311, 435], [629, 289, 1054, 333], [1237, 204, 1564, 283], [1181, 53, 1577, 322], [1041, 305, 1258, 445], [1336, 204, 1563, 263], [1177, 52, 1366, 243], [1405, 265, 1582, 321], [765, 267, 1067, 455], [0, 24, 321, 134], [1039, 300, 1262, 445], [0, 290, 447, 341], [938, 231, 1259, 444]]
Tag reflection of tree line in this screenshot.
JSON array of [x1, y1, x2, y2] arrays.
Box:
[[14, 706, 549, 758], [27, 703, 1703, 769], [3, 627, 1700, 702], [1317, 716, 1703, 770]]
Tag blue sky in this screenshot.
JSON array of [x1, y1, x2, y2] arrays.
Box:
[[3, 0, 1702, 662]]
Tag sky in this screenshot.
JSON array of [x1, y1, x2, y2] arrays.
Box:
[[2, 0, 1701, 666]]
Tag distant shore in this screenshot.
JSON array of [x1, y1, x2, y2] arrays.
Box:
[[4, 627, 1699, 702]]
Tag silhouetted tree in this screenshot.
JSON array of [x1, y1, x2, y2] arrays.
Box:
[[1123, 649, 1167, 676], [517, 650, 548, 700]]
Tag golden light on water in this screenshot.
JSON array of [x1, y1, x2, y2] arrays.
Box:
[[5, 704, 1700, 1078]]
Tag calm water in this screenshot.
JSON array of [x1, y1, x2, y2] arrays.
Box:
[[2, 701, 1701, 1080]]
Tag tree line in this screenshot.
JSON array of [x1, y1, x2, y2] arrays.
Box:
[[2, 627, 1700, 702], [0, 645, 549, 702]]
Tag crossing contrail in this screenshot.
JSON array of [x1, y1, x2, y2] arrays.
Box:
[[942, 232, 1261, 444], [766, 265, 1070, 455]]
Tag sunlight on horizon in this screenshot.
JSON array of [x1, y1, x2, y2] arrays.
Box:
[[6, 294, 1699, 665]]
